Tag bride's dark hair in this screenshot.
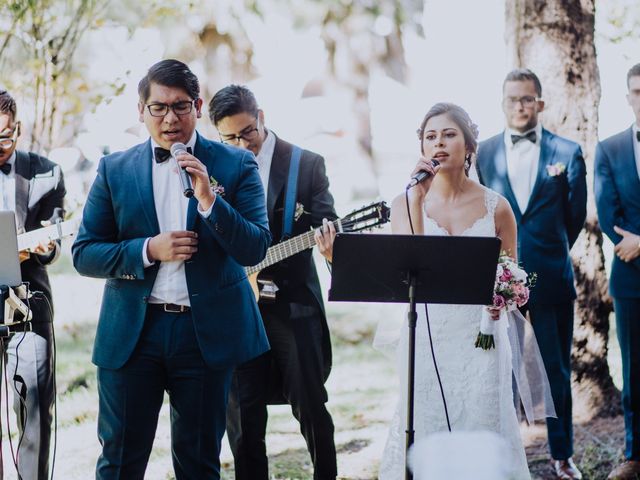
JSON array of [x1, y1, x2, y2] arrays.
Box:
[[417, 102, 479, 176]]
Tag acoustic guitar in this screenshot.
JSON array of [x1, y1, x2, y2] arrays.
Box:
[[17, 217, 80, 262], [247, 201, 390, 302]]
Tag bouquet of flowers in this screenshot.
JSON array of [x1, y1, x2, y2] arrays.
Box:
[[475, 254, 536, 350]]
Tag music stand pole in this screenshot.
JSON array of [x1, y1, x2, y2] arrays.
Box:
[[405, 272, 417, 480]]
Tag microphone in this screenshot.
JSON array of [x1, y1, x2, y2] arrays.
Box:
[[170, 142, 194, 198], [406, 159, 440, 189]]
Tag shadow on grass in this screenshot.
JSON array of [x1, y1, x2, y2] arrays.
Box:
[[220, 439, 371, 480]]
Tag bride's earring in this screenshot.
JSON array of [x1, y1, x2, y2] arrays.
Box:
[[464, 153, 472, 174]]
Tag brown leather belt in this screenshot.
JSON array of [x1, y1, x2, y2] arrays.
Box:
[[148, 303, 191, 313]]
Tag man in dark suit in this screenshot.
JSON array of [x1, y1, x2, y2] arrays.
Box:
[[72, 60, 271, 480], [0, 89, 65, 480], [208, 85, 338, 480], [476, 69, 587, 480], [595, 63, 640, 480]]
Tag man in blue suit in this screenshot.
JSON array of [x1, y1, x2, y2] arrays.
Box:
[[476, 68, 587, 480], [72, 59, 271, 480], [595, 63, 640, 480]]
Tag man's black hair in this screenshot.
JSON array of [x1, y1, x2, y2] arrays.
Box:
[[138, 59, 200, 103], [208, 85, 259, 125]]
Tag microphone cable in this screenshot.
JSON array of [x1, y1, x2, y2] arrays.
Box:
[[404, 184, 452, 432], [31, 290, 58, 480]]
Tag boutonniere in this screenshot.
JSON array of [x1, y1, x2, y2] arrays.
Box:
[[546, 162, 566, 177], [294, 202, 306, 221], [209, 176, 225, 196]]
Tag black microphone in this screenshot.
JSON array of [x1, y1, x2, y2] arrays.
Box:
[[406, 159, 440, 189], [170, 142, 194, 198]]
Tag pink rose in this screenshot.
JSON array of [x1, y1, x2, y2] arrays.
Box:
[[493, 294, 506, 309], [499, 268, 513, 283], [516, 288, 530, 307]]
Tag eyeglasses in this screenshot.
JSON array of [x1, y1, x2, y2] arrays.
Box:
[[218, 121, 260, 145], [145, 100, 196, 117], [0, 123, 19, 150], [503, 95, 539, 108]]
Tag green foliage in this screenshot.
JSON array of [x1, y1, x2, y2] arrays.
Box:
[[600, 0, 640, 45], [0, 0, 116, 151]]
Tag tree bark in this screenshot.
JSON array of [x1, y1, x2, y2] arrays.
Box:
[[505, 0, 620, 418]]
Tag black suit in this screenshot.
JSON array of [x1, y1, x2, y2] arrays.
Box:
[[226, 133, 338, 480], [3, 150, 65, 480]]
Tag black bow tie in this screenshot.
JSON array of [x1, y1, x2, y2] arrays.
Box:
[[636, 130, 640, 142], [511, 131, 537, 145], [154, 146, 192, 163], [0, 162, 11, 175]]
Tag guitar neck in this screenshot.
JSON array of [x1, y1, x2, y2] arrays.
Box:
[[17, 219, 79, 252], [246, 219, 340, 275]]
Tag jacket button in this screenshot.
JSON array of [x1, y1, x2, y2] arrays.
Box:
[[142, 296, 148, 303]]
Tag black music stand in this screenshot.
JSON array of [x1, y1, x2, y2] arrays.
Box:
[[329, 233, 500, 480]]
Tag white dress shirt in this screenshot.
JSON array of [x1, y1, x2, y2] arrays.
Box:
[[633, 123, 640, 180], [0, 152, 16, 212], [504, 123, 543, 214], [143, 132, 211, 307], [255, 129, 276, 196]]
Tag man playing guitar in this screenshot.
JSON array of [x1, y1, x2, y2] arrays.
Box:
[[209, 85, 339, 480], [0, 89, 66, 480]]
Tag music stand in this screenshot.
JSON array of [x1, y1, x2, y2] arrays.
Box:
[[329, 233, 500, 480]]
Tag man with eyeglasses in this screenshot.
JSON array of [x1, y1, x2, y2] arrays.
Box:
[[208, 85, 338, 480], [0, 89, 66, 480], [595, 63, 640, 480], [476, 68, 587, 479], [72, 60, 271, 480]]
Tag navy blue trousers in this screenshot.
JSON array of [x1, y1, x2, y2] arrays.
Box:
[[614, 297, 640, 461], [95, 307, 232, 480], [527, 301, 575, 460]]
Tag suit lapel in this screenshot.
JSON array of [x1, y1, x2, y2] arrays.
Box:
[[621, 127, 640, 197], [133, 141, 160, 234], [524, 128, 555, 217], [13, 151, 30, 231], [267, 135, 290, 226], [493, 137, 522, 220]]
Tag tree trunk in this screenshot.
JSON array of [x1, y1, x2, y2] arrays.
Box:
[[505, 0, 620, 418]]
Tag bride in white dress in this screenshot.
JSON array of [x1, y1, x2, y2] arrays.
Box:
[[378, 103, 531, 479]]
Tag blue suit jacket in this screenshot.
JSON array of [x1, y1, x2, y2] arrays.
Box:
[[476, 129, 587, 304], [72, 133, 272, 369], [595, 127, 640, 298]]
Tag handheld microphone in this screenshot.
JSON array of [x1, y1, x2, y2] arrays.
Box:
[[406, 158, 440, 189], [170, 142, 194, 198]]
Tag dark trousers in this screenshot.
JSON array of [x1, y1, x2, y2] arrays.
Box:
[[226, 302, 337, 480], [527, 301, 575, 460], [613, 297, 640, 460], [95, 307, 232, 480]]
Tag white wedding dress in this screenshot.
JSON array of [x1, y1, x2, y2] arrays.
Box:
[[377, 188, 530, 480]]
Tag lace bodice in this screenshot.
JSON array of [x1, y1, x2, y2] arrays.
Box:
[[423, 187, 499, 238]]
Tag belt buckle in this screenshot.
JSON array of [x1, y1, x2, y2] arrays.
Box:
[[163, 303, 183, 313]]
